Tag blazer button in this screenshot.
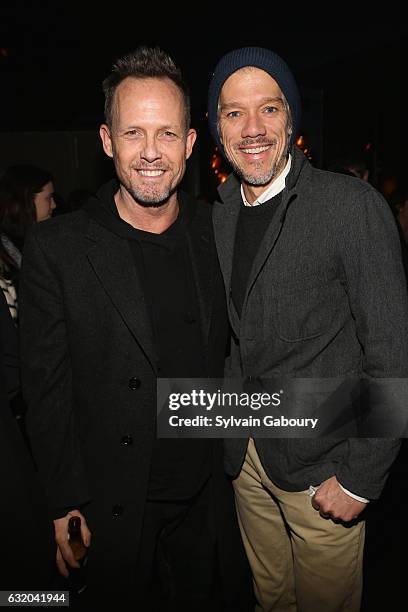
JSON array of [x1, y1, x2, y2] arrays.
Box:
[[112, 504, 124, 518], [128, 377, 141, 390], [121, 434, 133, 446]]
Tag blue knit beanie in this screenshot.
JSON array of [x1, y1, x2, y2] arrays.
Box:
[[207, 47, 301, 152]]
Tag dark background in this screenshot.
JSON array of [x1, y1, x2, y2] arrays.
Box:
[[0, 6, 407, 200], [1, 7, 408, 608]]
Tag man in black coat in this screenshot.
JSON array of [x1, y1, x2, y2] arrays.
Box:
[[19, 46, 251, 610], [207, 47, 408, 612]]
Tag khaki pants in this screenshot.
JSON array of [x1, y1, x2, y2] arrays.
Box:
[[233, 439, 365, 612]]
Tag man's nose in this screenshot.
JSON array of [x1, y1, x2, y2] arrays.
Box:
[[241, 112, 266, 139], [140, 135, 162, 162]]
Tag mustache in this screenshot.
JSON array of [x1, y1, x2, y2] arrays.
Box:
[[234, 137, 277, 149]]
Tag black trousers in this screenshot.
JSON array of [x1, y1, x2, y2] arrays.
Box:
[[54, 473, 255, 612], [67, 477, 221, 610], [136, 477, 220, 611]]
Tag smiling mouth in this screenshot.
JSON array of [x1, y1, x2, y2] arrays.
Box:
[[137, 169, 165, 177], [240, 145, 271, 154]]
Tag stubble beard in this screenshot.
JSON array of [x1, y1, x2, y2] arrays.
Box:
[[225, 135, 291, 187], [126, 182, 175, 208], [233, 160, 279, 186], [124, 164, 177, 208]]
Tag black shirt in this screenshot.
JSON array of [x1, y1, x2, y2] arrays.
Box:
[[90, 182, 211, 500], [231, 192, 282, 317]]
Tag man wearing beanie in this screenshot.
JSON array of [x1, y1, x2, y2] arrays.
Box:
[[208, 47, 408, 611]]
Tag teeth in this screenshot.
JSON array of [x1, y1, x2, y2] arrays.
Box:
[[138, 170, 164, 176], [241, 146, 269, 154]]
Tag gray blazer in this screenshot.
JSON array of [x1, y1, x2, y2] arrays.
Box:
[[213, 148, 408, 499]]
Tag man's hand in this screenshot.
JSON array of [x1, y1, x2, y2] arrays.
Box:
[[54, 510, 91, 577], [312, 476, 366, 522]]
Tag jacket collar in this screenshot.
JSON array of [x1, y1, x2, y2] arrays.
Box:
[[83, 182, 215, 370], [213, 148, 308, 333]]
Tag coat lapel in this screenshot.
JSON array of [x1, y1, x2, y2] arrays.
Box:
[[86, 219, 158, 372], [242, 195, 287, 304], [212, 175, 242, 336], [213, 173, 299, 333], [243, 150, 305, 307], [182, 194, 215, 348]]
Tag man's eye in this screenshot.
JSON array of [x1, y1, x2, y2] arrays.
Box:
[[125, 130, 138, 136], [264, 106, 278, 113], [163, 131, 177, 137], [226, 111, 240, 118]]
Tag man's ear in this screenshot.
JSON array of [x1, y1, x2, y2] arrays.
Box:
[[185, 128, 197, 160], [100, 124, 114, 158]]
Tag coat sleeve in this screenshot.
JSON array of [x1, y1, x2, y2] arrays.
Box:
[[333, 183, 408, 499], [19, 227, 91, 516]]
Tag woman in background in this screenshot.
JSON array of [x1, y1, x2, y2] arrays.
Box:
[[0, 165, 56, 424], [0, 164, 56, 312]]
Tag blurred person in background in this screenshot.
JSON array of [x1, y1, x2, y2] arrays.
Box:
[[388, 185, 408, 284], [0, 165, 56, 426], [0, 164, 56, 297], [389, 185, 408, 243], [328, 152, 370, 182]]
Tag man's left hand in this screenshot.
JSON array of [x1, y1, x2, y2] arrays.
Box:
[[312, 476, 366, 522]]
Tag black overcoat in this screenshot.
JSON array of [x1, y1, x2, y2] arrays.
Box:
[[19, 184, 252, 607]]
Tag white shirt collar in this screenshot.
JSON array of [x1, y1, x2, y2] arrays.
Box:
[[240, 154, 292, 207]]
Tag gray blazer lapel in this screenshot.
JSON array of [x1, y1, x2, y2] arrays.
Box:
[[241, 190, 297, 319], [86, 220, 158, 371], [244, 196, 286, 295], [214, 175, 298, 331]]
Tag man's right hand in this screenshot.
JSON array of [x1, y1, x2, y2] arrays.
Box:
[[54, 510, 91, 577]]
